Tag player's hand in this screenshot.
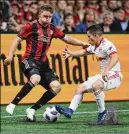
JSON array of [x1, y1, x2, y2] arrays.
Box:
[[102, 70, 109, 82], [83, 42, 91, 47], [63, 46, 72, 59], [4, 56, 13, 66]]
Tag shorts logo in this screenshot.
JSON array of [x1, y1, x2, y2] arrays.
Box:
[[32, 63, 36, 67], [54, 72, 57, 76]]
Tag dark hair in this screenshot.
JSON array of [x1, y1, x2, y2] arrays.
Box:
[[29, 2, 38, 8], [87, 24, 103, 36], [113, 7, 124, 12], [38, 4, 54, 14], [64, 13, 73, 20], [11, 3, 20, 12], [107, 0, 117, 5]]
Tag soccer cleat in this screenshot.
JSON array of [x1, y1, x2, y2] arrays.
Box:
[[25, 108, 36, 122], [55, 105, 73, 118], [97, 109, 108, 125], [6, 103, 16, 115]]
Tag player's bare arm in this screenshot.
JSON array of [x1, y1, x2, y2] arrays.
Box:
[[62, 35, 90, 47], [102, 53, 119, 81], [4, 36, 23, 66], [63, 46, 91, 59]]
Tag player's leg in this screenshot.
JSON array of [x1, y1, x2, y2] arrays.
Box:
[[93, 71, 123, 124], [92, 79, 105, 113], [26, 69, 60, 121], [92, 79, 108, 124], [6, 73, 41, 116], [92, 71, 123, 124], [55, 74, 103, 118], [6, 60, 41, 116], [56, 83, 86, 118], [31, 80, 61, 110], [55, 74, 99, 118], [23, 73, 41, 121]]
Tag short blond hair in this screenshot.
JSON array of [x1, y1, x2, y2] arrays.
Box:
[[38, 4, 54, 14]]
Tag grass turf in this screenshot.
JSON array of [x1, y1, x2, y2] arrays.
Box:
[[1, 101, 129, 133]]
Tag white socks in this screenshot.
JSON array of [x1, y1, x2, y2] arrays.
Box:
[[68, 90, 105, 113], [69, 94, 83, 111], [94, 91, 105, 113]]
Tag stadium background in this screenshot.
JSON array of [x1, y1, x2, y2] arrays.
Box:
[[1, 33, 129, 104]]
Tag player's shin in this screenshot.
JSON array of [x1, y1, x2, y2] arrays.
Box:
[[31, 90, 56, 110], [69, 94, 83, 112], [11, 81, 35, 105], [94, 90, 105, 113]]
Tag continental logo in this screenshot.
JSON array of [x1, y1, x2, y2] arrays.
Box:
[[0, 44, 89, 86]]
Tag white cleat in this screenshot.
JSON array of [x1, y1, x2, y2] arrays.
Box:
[[25, 108, 36, 122], [6, 103, 16, 115]]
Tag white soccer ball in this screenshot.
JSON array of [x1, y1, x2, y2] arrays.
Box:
[[43, 106, 60, 122]]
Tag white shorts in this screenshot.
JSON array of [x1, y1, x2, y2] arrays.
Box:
[[82, 71, 123, 92]]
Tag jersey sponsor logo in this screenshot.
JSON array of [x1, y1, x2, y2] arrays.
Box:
[[38, 35, 50, 43], [96, 56, 106, 61]]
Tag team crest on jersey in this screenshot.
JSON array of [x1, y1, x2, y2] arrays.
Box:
[[19, 28, 25, 34], [109, 46, 113, 50]]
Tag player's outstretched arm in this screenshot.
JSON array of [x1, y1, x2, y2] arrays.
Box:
[[63, 46, 90, 59], [62, 35, 90, 47], [4, 36, 23, 66]]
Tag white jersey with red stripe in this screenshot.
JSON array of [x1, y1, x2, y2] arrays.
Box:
[[86, 38, 121, 73]]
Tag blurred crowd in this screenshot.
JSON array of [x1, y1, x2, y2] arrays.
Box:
[[0, 0, 129, 33]]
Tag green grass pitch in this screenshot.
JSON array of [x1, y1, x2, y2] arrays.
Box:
[[1, 101, 129, 133]]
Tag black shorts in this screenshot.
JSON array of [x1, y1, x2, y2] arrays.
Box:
[[21, 59, 59, 90]]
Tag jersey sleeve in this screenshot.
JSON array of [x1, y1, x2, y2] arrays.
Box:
[[17, 23, 32, 39], [106, 43, 117, 56], [84, 45, 94, 54], [53, 26, 65, 39]]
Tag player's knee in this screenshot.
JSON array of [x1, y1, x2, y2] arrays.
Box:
[[30, 74, 41, 85], [75, 85, 84, 94], [50, 81, 61, 94], [92, 80, 104, 91]]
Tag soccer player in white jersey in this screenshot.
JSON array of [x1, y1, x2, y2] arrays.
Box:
[[55, 25, 123, 125]]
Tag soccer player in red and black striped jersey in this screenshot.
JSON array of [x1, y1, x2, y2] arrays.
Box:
[[4, 4, 89, 121]]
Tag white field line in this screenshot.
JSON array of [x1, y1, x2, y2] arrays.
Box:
[[1, 109, 129, 119]]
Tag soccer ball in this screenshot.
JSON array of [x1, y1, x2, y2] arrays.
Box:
[[43, 106, 60, 122]]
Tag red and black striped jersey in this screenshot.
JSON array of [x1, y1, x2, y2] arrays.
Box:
[[18, 20, 65, 62]]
